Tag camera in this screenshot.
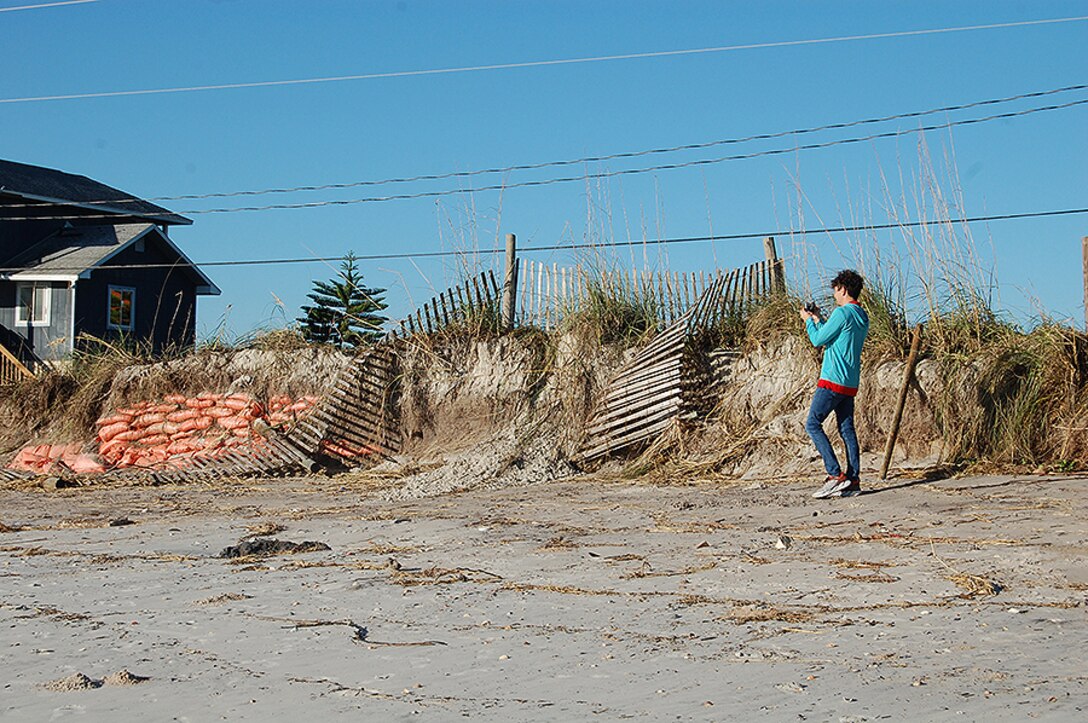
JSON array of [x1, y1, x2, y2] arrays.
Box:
[[803, 301, 820, 316]]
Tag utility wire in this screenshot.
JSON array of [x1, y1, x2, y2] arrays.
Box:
[[3, 208, 1084, 273], [46, 82, 1088, 206], [0, 0, 95, 12], [2, 15, 1086, 104], [4, 96, 1085, 222]]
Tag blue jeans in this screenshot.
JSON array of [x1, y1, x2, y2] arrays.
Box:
[[805, 386, 860, 480]]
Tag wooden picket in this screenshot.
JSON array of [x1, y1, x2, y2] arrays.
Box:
[[396, 269, 500, 337]]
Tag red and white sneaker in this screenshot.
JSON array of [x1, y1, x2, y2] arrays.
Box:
[[835, 480, 862, 497], [811, 475, 850, 499]]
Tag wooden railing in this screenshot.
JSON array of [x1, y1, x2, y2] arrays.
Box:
[[0, 342, 34, 385]]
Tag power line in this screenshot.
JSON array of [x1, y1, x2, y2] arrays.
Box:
[[4, 96, 1085, 221], [133, 82, 1088, 204], [3, 208, 1084, 273], [0, 0, 96, 12], [2, 15, 1086, 104], [6, 82, 1084, 211]]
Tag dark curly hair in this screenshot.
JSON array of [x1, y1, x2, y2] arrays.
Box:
[[830, 269, 864, 300]]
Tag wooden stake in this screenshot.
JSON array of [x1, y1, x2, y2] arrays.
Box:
[[880, 323, 924, 481], [502, 233, 517, 330], [1083, 236, 1088, 333], [764, 236, 785, 294]]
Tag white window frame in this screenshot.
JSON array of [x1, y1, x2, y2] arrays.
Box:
[[107, 285, 136, 332], [14, 283, 51, 327]]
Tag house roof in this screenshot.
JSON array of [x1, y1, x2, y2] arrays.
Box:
[[0, 223, 220, 295], [0, 159, 190, 226]]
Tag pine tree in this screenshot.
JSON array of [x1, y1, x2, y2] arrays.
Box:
[[297, 252, 387, 349]]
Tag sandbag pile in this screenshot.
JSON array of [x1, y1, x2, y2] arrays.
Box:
[[5, 391, 318, 475], [8, 442, 106, 475], [94, 392, 317, 469]]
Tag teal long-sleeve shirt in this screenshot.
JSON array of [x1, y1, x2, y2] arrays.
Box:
[[806, 302, 869, 394]]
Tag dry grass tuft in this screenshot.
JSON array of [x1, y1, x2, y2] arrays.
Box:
[[243, 522, 287, 537], [946, 572, 1004, 598], [835, 570, 901, 583], [725, 605, 818, 624]]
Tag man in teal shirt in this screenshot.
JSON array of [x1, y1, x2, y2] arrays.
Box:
[[800, 270, 869, 499]]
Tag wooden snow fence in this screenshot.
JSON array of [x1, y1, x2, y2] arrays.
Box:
[[578, 273, 734, 461], [148, 430, 318, 485], [284, 343, 400, 464], [517, 257, 781, 330], [397, 269, 501, 336]]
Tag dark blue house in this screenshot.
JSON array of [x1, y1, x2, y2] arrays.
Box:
[[0, 159, 219, 366]]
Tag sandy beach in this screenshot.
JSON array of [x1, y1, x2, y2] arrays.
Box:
[[2, 472, 1085, 721]]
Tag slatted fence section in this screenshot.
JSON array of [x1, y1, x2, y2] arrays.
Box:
[[285, 343, 400, 464], [579, 274, 732, 461], [0, 343, 34, 386], [147, 428, 319, 485], [517, 258, 782, 330], [397, 269, 500, 337]]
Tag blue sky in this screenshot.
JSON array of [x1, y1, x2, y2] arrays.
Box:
[[2, 0, 1086, 337]]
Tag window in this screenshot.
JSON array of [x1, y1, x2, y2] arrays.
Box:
[[15, 284, 51, 326], [108, 286, 135, 331]]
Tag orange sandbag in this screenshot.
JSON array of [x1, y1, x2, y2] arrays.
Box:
[[159, 421, 180, 436], [9, 446, 43, 471], [142, 422, 166, 436], [96, 412, 133, 427], [204, 406, 234, 418], [288, 401, 312, 413], [185, 397, 215, 409], [166, 439, 197, 454], [133, 413, 166, 428], [140, 434, 169, 447], [166, 409, 199, 422], [97, 422, 130, 443], [134, 449, 169, 468], [69, 454, 106, 475], [99, 436, 126, 456], [179, 416, 214, 432], [149, 403, 178, 414], [118, 449, 140, 467], [217, 415, 248, 430], [114, 429, 145, 443], [164, 393, 187, 404], [47, 444, 70, 460], [223, 397, 251, 411], [231, 428, 253, 438]]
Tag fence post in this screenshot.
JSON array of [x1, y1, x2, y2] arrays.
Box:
[[1082, 236, 1088, 333], [502, 233, 517, 330], [763, 236, 786, 294]]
